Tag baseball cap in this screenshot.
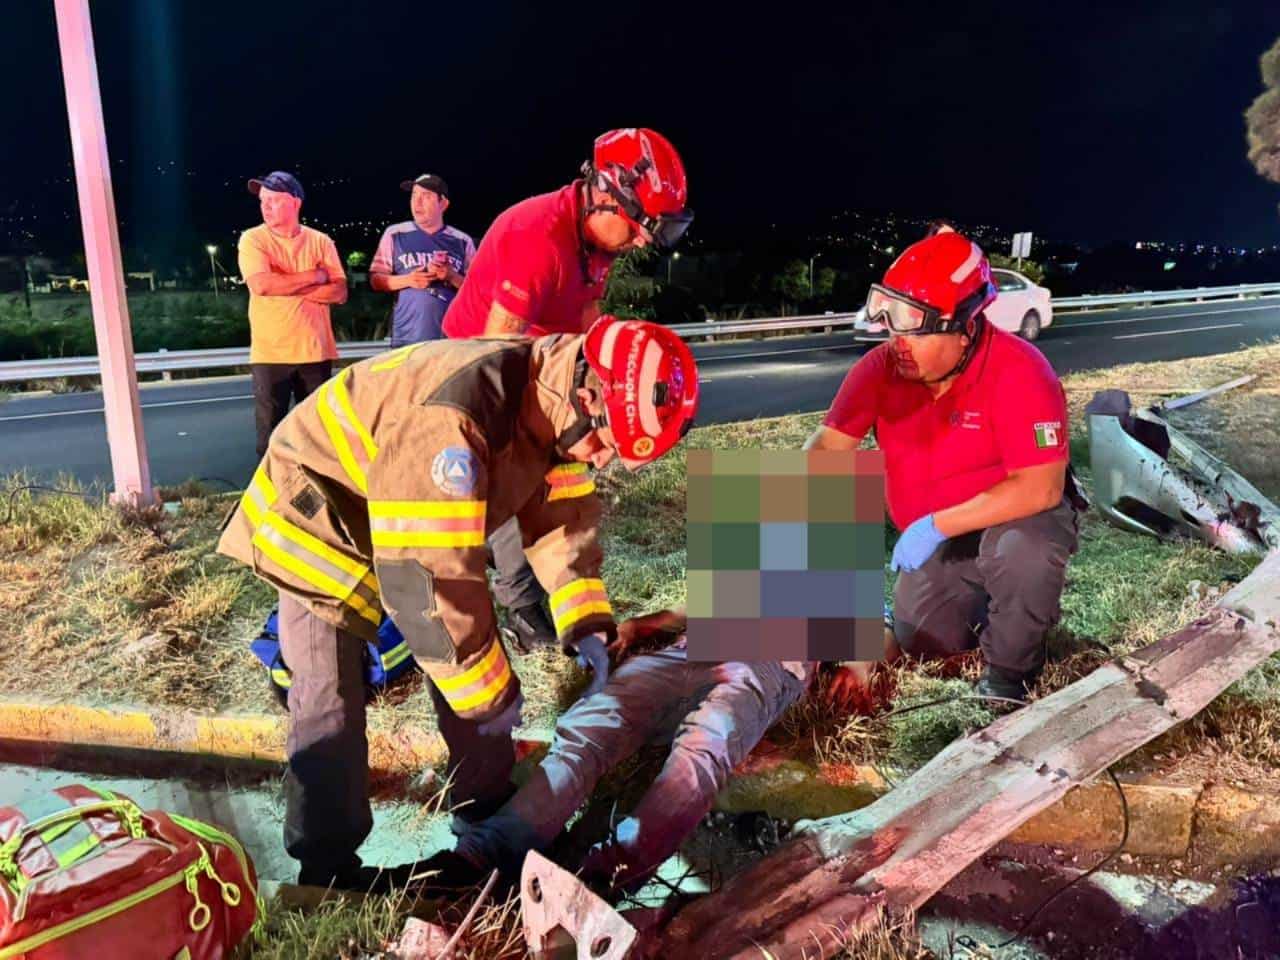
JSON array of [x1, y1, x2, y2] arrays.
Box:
[[400, 174, 450, 198], [247, 171, 305, 201]]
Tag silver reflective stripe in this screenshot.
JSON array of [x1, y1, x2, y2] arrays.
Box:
[[255, 521, 365, 596]]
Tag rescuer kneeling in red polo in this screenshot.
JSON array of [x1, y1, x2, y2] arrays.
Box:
[[808, 232, 1081, 704]]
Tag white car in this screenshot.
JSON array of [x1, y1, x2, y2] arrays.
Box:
[[853, 269, 1053, 341]]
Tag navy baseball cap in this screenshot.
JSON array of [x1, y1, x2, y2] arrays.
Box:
[[400, 173, 449, 198], [248, 171, 305, 201]]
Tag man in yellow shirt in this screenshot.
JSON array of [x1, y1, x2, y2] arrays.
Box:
[[238, 171, 348, 456]]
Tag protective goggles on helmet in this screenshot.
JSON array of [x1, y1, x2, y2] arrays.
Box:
[[865, 284, 989, 336], [587, 163, 694, 250]]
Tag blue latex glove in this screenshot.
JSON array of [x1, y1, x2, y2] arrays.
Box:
[[575, 633, 610, 697], [476, 692, 524, 736], [890, 514, 948, 573]]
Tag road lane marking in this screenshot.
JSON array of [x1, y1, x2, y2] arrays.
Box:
[[1112, 323, 1245, 340], [0, 394, 252, 423], [1058, 303, 1278, 329]]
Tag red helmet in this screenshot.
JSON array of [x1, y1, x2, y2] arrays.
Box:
[[583, 316, 699, 469], [866, 232, 996, 335], [586, 129, 693, 250]]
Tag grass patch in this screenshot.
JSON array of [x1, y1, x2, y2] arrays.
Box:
[[246, 887, 525, 960], [2, 346, 1276, 769]]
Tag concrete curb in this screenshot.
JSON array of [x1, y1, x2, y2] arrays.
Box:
[[712, 747, 1280, 867], [1, 698, 1275, 867], [0, 697, 549, 775]]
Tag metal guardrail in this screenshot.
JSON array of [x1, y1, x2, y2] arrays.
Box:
[[1, 283, 1278, 384], [1052, 281, 1280, 309]]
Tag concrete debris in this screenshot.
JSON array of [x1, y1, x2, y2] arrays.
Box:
[[392, 918, 454, 960]]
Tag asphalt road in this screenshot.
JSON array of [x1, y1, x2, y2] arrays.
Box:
[[2, 296, 1278, 489]]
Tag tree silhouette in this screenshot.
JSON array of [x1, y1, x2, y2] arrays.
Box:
[[1246, 37, 1280, 186]]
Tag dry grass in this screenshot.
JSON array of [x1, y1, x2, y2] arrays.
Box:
[[828, 911, 935, 960], [246, 885, 526, 960], [2, 342, 1277, 777]]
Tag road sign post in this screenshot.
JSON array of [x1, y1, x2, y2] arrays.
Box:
[[53, 0, 155, 508], [1012, 231, 1033, 271]]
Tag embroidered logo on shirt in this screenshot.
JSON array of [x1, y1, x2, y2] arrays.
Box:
[[950, 410, 983, 431], [500, 280, 530, 302], [1034, 421, 1062, 448], [431, 446, 480, 497]]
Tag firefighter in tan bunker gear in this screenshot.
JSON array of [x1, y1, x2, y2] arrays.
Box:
[[216, 317, 699, 889]]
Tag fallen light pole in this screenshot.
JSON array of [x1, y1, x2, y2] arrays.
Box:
[[647, 552, 1280, 959], [520, 550, 1280, 959]]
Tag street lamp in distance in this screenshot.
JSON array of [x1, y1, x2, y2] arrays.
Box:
[[206, 244, 219, 298], [667, 250, 681, 284], [808, 251, 823, 297]]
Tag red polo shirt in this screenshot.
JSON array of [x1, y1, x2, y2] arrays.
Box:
[[442, 182, 614, 339], [824, 326, 1069, 531]]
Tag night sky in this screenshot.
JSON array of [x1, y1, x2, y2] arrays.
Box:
[[4, 1, 1280, 258]]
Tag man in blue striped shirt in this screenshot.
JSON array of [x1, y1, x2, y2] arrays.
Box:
[[371, 174, 476, 347]]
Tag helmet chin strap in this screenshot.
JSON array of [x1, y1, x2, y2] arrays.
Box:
[[918, 314, 986, 385], [554, 357, 607, 458]]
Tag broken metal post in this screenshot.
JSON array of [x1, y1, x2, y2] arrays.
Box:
[[1086, 388, 1277, 555], [521, 851, 638, 960], [645, 551, 1280, 959]]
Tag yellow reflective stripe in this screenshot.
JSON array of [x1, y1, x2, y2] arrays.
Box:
[[546, 464, 594, 501], [381, 642, 412, 670], [371, 530, 486, 548], [449, 658, 513, 713], [264, 513, 368, 581], [252, 517, 381, 625], [548, 480, 595, 502], [371, 344, 417, 372], [317, 381, 369, 493], [368, 500, 485, 519], [433, 640, 513, 713], [434, 640, 504, 693], [333, 374, 377, 460], [550, 578, 608, 610], [368, 499, 486, 549], [240, 467, 277, 527], [550, 578, 613, 635], [46, 822, 100, 868], [557, 601, 614, 630]]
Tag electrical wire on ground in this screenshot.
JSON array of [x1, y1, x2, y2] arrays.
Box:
[[867, 695, 1131, 956]]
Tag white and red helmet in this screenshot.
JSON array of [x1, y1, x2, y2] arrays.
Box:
[[582, 316, 699, 469]]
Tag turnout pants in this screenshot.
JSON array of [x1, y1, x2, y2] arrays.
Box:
[[456, 645, 807, 880], [487, 516, 545, 612], [252, 361, 332, 458], [893, 498, 1079, 676], [277, 592, 515, 876]]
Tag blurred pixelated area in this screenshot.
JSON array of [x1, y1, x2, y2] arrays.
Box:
[[686, 448, 885, 663]]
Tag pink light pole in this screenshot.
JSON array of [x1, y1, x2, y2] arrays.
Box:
[[53, 0, 155, 508]]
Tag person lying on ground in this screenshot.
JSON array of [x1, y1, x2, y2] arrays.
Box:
[[418, 606, 813, 896]]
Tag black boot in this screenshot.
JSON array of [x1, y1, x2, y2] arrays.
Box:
[[407, 849, 492, 895], [504, 603, 557, 654], [449, 781, 519, 837], [975, 664, 1031, 704]]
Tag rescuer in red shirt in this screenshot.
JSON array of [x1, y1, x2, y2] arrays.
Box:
[[442, 129, 693, 651], [808, 232, 1079, 703]]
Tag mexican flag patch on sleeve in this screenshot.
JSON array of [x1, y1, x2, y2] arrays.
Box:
[[1033, 421, 1062, 448]]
